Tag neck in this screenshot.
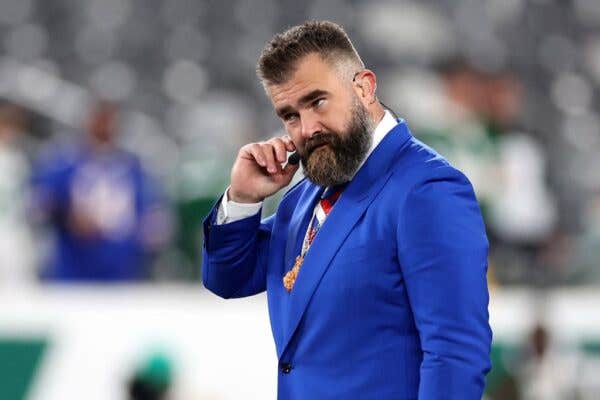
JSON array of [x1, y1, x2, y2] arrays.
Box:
[[369, 102, 386, 126]]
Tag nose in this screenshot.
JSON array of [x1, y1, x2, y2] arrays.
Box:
[[300, 110, 323, 140]]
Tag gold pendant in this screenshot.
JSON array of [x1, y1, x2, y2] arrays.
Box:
[[283, 255, 303, 292]]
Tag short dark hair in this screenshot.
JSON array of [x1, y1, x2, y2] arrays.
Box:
[[257, 20, 363, 85]]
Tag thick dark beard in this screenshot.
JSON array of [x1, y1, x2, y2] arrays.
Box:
[[301, 99, 374, 187]]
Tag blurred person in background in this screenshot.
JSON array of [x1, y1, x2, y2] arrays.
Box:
[[0, 103, 36, 286], [414, 61, 558, 285], [127, 351, 173, 400], [519, 323, 579, 400], [30, 101, 171, 282], [474, 69, 559, 286]]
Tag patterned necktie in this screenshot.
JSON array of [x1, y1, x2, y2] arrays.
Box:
[[283, 185, 345, 292]]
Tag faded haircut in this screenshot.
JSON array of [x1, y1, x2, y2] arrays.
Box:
[[257, 20, 364, 86]]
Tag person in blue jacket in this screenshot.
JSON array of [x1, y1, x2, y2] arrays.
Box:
[[202, 21, 492, 399], [31, 101, 170, 281]]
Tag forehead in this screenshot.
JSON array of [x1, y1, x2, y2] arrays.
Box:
[[266, 53, 345, 108]]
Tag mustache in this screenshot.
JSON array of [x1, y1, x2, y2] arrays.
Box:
[[304, 133, 337, 155]]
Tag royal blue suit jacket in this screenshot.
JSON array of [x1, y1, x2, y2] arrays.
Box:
[[202, 121, 492, 399]]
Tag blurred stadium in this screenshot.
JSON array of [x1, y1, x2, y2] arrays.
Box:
[[0, 0, 599, 398]]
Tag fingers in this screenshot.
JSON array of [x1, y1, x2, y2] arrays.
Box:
[[239, 135, 296, 174], [265, 136, 296, 161], [283, 158, 300, 176], [281, 135, 296, 152], [274, 157, 300, 187], [241, 136, 297, 175], [266, 138, 286, 165], [243, 142, 279, 174], [243, 143, 266, 168], [260, 142, 279, 173]]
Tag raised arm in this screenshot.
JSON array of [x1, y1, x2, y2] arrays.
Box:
[[201, 135, 299, 298]]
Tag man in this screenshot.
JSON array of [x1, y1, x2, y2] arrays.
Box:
[[202, 21, 491, 399]]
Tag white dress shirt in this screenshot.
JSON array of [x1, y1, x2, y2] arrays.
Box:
[[216, 110, 398, 224]]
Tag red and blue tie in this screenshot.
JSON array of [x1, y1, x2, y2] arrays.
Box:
[[283, 186, 345, 292]]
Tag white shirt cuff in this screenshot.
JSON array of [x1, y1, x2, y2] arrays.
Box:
[[215, 187, 263, 224]]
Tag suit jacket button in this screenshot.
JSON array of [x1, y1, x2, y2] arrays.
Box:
[[280, 363, 292, 374]]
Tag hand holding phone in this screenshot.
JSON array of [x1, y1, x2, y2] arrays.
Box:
[[229, 135, 299, 203]]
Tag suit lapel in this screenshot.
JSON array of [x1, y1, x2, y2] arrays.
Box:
[[284, 185, 323, 273], [279, 120, 413, 357], [267, 183, 321, 352]]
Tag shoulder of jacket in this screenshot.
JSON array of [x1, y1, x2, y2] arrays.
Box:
[[388, 136, 471, 192]]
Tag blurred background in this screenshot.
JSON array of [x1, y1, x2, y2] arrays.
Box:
[[0, 0, 599, 398]]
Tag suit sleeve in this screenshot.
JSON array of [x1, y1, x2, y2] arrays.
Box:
[[397, 167, 492, 399], [202, 194, 275, 299]]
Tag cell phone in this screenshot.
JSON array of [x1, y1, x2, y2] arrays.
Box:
[[287, 151, 300, 165]]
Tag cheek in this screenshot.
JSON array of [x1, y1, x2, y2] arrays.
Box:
[[323, 113, 349, 137], [326, 97, 353, 127]]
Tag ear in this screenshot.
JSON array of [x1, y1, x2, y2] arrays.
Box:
[[352, 69, 377, 105]]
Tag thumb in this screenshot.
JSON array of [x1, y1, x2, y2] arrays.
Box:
[[281, 160, 300, 182]]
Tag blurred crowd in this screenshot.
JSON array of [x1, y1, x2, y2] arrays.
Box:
[[0, 63, 595, 287], [1, 0, 600, 399], [0, 0, 598, 287]]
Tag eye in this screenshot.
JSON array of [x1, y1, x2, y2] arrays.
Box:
[[312, 98, 326, 108], [283, 113, 299, 123]]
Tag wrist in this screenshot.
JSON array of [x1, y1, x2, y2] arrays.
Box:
[[228, 187, 263, 204]]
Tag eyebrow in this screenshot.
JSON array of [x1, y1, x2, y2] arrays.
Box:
[[275, 89, 330, 118]]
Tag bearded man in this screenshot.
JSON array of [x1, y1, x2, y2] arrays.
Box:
[[201, 20, 492, 399]]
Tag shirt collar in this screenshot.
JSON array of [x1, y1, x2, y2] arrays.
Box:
[[371, 110, 398, 156]]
